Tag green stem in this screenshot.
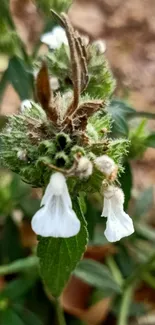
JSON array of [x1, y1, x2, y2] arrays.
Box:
[[106, 256, 124, 287], [117, 286, 133, 325], [142, 272, 155, 289], [125, 254, 155, 288], [117, 254, 155, 325], [55, 298, 66, 325]]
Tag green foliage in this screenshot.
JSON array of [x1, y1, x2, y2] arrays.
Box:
[[74, 259, 121, 295], [0, 21, 19, 55], [37, 198, 88, 297], [145, 132, 155, 148], [37, 0, 71, 16], [0, 57, 33, 101], [108, 99, 135, 136], [0, 256, 38, 276], [13, 304, 43, 325], [45, 43, 115, 100], [133, 187, 154, 219], [119, 162, 132, 210]]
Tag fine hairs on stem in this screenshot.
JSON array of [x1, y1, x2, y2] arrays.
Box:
[[55, 298, 67, 325]]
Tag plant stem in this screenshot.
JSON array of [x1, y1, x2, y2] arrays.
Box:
[[55, 298, 66, 325], [117, 285, 133, 325], [117, 254, 155, 325], [106, 256, 124, 287]]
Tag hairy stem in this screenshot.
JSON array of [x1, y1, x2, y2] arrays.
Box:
[[55, 298, 66, 325]]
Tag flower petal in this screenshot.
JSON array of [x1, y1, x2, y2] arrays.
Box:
[[104, 207, 134, 242], [31, 195, 80, 238], [101, 197, 110, 218], [41, 172, 67, 206]]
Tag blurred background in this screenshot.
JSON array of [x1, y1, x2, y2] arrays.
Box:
[[0, 1, 155, 324]]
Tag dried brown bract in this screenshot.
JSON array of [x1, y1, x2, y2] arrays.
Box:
[[36, 11, 104, 134]]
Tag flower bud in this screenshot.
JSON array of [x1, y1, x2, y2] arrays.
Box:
[[93, 40, 106, 53], [21, 100, 32, 113], [17, 149, 27, 161], [95, 155, 116, 176], [76, 157, 93, 179]]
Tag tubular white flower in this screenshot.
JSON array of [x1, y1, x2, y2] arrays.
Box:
[[102, 186, 134, 242], [31, 172, 80, 238], [95, 155, 116, 176], [41, 26, 68, 49], [21, 100, 32, 112]]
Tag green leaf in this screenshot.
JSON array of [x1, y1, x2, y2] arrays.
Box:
[[69, 318, 86, 325], [108, 100, 133, 136], [135, 223, 155, 242], [0, 276, 37, 300], [0, 0, 14, 27], [1, 308, 24, 325], [0, 57, 33, 101], [0, 68, 9, 100], [146, 133, 155, 148], [134, 187, 153, 218], [0, 217, 25, 264], [109, 99, 135, 116], [74, 259, 121, 294], [0, 256, 38, 276], [13, 304, 43, 325], [85, 198, 99, 240], [135, 111, 155, 120], [37, 198, 88, 297]]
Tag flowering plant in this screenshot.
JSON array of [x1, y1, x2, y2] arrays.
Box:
[[0, 11, 134, 301]]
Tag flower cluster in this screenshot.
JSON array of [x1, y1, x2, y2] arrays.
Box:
[[0, 12, 134, 243], [31, 154, 134, 241]]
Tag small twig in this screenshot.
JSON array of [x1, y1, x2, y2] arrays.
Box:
[[42, 153, 82, 176], [43, 162, 66, 174]]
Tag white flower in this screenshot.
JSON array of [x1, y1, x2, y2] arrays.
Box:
[[95, 155, 116, 176], [41, 26, 68, 49], [31, 172, 80, 238], [102, 186, 134, 242], [21, 100, 32, 112]]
